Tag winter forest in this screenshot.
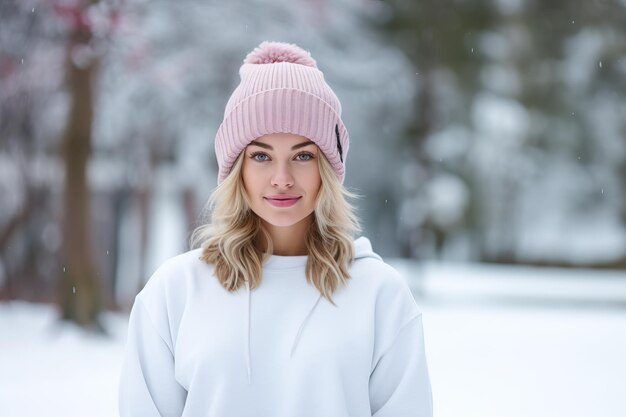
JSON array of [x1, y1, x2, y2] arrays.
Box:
[[1, 0, 626, 416]]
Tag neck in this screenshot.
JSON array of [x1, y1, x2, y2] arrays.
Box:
[[259, 215, 313, 256]]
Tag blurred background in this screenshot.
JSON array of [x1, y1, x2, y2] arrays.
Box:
[[1, 0, 626, 416]]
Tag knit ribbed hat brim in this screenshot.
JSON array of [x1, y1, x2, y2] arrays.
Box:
[[215, 88, 348, 183]]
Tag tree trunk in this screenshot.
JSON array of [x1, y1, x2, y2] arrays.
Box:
[[58, 17, 104, 331]]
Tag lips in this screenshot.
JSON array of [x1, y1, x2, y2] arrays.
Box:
[[264, 195, 301, 207]]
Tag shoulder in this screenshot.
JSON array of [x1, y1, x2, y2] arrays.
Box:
[[351, 257, 418, 307], [149, 247, 210, 278], [136, 247, 215, 308], [348, 239, 423, 359], [349, 237, 421, 317], [133, 248, 218, 339], [350, 236, 412, 295], [351, 255, 405, 290]]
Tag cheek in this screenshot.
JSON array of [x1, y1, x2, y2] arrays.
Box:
[[243, 176, 258, 197], [241, 162, 257, 193], [308, 170, 322, 197]]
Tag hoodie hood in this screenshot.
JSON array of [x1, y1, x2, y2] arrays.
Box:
[[243, 236, 382, 384], [353, 235, 383, 262]]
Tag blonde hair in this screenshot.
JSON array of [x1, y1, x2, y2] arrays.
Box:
[[189, 149, 361, 305]]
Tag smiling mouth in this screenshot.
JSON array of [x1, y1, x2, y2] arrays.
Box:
[[264, 197, 301, 207]]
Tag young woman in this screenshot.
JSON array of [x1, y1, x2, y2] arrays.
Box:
[[119, 41, 432, 417]]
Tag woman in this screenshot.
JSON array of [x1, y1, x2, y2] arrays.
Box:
[[119, 41, 432, 417]]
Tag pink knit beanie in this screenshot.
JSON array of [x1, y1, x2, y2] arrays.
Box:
[[214, 41, 349, 184]]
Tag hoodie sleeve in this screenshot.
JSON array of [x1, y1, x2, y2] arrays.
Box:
[[119, 296, 187, 417], [369, 313, 433, 417]]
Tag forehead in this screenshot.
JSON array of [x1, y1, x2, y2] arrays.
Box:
[[251, 133, 314, 147]]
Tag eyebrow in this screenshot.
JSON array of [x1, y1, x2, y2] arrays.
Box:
[[248, 140, 315, 150]]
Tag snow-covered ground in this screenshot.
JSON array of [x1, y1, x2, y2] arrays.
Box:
[[0, 303, 127, 417], [2, 263, 626, 417]]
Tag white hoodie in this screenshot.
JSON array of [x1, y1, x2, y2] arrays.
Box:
[[119, 236, 432, 417]]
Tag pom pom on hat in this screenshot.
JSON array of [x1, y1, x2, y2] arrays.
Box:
[[244, 41, 317, 68]]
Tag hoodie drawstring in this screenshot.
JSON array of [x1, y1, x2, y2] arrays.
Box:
[[290, 294, 322, 357], [243, 281, 324, 385]]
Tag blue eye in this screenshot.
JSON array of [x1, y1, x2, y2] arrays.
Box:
[[296, 152, 314, 161], [250, 152, 269, 162]]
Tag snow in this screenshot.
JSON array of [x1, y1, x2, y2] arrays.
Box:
[[563, 29, 605, 92], [390, 260, 626, 304], [0, 303, 127, 417], [424, 302, 626, 417], [2, 263, 626, 417], [425, 174, 469, 227], [144, 164, 188, 278]]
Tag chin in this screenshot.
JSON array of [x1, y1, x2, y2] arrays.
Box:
[[263, 216, 305, 228], [258, 211, 314, 229]]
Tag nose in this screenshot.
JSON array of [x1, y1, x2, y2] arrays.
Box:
[[271, 162, 294, 188]]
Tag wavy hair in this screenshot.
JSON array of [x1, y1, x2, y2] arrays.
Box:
[[189, 149, 361, 305]]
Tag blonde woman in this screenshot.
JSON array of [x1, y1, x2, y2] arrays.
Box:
[[119, 41, 432, 417]]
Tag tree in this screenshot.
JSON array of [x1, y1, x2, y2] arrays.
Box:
[[54, 0, 119, 330]]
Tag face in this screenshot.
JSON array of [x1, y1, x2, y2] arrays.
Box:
[[242, 133, 321, 230]]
